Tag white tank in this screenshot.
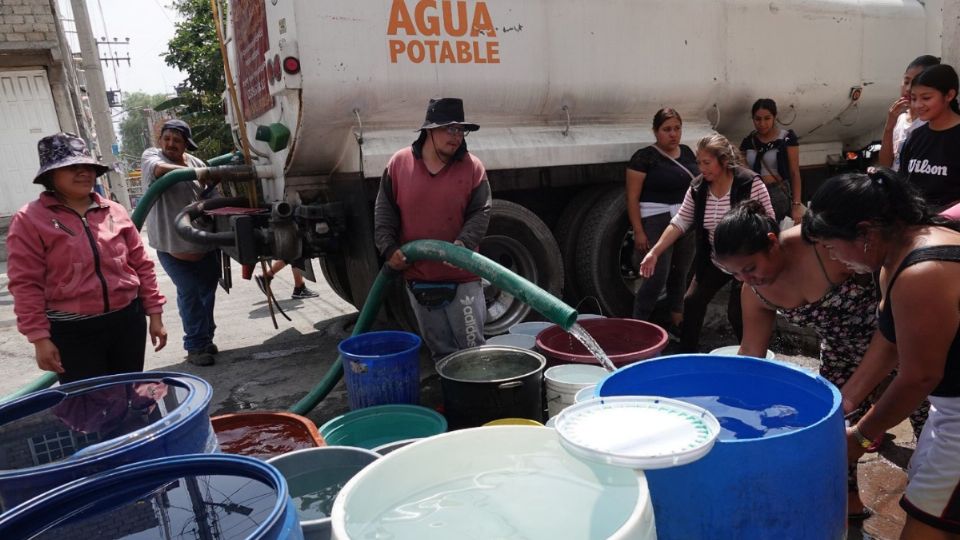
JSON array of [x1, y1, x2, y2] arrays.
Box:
[[225, 0, 928, 195]]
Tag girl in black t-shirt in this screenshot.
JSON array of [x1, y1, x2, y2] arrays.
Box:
[[625, 108, 699, 330], [740, 99, 804, 224], [900, 64, 960, 212]]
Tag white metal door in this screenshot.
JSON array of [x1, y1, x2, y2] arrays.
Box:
[[0, 70, 62, 216]]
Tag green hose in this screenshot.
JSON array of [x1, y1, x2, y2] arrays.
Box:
[[2, 152, 241, 403], [287, 239, 578, 415]]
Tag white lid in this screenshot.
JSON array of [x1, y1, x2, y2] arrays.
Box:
[[555, 396, 720, 470]]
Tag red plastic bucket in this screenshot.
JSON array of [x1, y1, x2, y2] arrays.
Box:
[[535, 318, 668, 367], [212, 411, 325, 460]]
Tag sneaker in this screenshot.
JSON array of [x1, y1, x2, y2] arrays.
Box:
[[291, 285, 319, 299], [255, 274, 272, 296], [666, 324, 682, 343], [186, 350, 215, 366]]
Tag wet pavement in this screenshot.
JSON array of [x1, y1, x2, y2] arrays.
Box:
[[0, 237, 914, 538]]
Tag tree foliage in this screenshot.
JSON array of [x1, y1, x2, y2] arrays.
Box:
[[163, 0, 234, 159], [118, 91, 169, 162]]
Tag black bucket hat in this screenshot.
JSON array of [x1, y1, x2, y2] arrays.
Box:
[[161, 119, 199, 151], [417, 98, 479, 132], [33, 133, 109, 184]]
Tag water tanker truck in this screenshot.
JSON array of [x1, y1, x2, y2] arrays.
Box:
[[210, 0, 938, 333]]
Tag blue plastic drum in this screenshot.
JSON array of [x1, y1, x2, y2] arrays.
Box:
[[339, 331, 422, 410], [597, 354, 845, 539], [0, 372, 216, 512], [0, 454, 303, 539]]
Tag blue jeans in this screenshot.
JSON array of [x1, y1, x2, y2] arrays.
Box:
[[157, 250, 220, 352]]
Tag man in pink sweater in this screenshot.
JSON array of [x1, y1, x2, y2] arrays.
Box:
[[374, 98, 492, 362]]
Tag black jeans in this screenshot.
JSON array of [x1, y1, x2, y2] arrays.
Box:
[[679, 260, 744, 353], [50, 299, 147, 384], [633, 213, 695, 320]]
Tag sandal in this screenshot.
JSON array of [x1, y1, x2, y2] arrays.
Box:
[[848, 507, 874, 521]]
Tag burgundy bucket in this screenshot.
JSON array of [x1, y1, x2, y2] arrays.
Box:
[[535, 318, 668, 367]]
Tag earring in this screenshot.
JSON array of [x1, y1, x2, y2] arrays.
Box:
[[863, 241, 870, 254]]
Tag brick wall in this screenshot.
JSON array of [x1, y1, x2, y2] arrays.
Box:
[[0, 0, 59, 48]]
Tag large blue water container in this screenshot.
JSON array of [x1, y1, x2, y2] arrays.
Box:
[[0, 454, 303, 539], [339, 331, 422, 409], [597, 354, 846, 539], [0, 371, 216, 512]]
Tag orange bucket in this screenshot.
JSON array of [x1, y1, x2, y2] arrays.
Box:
[[211, 411, 325, 459]]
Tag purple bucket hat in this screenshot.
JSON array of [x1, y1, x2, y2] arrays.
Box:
[[33, 133, 109, 184]]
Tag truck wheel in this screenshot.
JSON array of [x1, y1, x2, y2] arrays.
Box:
[[481, 200, 563, 336], [318, 254, 353, 305], [554, 186, 611, 308], [574, 187, 636, 318]]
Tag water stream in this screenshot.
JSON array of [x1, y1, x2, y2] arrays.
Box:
[[566, 323, 617, 372]]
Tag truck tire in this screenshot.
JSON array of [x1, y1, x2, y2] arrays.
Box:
[[481, 199, 563, 335], [554, 186, 611, 309], [318, 254, 353, 306], [574, 187, 636, 318]]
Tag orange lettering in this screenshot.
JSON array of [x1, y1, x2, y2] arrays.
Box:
[[442, 0, 468, 37], [424, 40, 440, 62], [407, 40, 426, 63], [389, 40, 406, 63], [471, 2, 496, 37], [456, 40, 472, 63], [387, 0, 416, 35], [439, 40, 456, 63], [415, 0, 440, 36], [486, 41, 500, 63], [472, 40, 486, 63]]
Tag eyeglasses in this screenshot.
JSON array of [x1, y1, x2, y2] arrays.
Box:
[[443, 125, 469, 137]]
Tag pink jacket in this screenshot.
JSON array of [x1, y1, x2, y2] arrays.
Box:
[[6, 192, 165, 343]]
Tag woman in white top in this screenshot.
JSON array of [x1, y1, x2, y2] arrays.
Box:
[[879, 55, 941, 172]]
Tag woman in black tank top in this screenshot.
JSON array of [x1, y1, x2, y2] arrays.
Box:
[[804, 167, 960, 538]]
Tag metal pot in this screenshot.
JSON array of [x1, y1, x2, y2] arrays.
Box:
[[436, 345, 546, 429]]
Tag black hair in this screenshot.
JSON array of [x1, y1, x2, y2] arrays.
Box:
[[801, 167, 960, 242], [411, 128, 468, 161], [36, 172, 54, 191], [653, 108, 682, 131], [911, 64, 960, 115], [906, 55, 940, 72], [714, 200, 781, 258], [751, 98, 778, 117]]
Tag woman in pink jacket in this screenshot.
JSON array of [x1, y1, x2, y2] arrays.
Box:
[[6, 133, 167, 383]]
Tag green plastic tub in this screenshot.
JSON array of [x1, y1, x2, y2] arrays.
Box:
[[318, 404, 447, 450]]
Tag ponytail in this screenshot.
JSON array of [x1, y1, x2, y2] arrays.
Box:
[[715, 200, 780, 258]]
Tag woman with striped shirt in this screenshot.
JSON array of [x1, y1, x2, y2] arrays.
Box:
[[639, 134, 774, 352]]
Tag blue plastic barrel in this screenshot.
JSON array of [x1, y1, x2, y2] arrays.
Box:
[[339, 331, 421, 409], [0, 454, 303, 539], [0, 372, 216, 512], [597, 354, 845, 539]]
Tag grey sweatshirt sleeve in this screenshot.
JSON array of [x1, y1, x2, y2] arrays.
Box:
[[457, 178, 492, 250], [374, 170, 402, 259]]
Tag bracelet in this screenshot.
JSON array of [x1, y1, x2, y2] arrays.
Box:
[[791, 202, 803, 207], [851, 425, 873, 449]]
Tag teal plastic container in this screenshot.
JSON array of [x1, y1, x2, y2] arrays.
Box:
[[339, 331, 422, 409], [597, 354, 846, 539], [268, 447, 380, 540], [318, 404, 447, 450], [0, 454, 302, 539]]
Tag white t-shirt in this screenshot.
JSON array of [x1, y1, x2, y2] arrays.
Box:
[[892, 113, 926, 172]]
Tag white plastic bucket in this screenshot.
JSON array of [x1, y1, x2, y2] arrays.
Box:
[[544, 364, 608, 418], [574, 384, 597, 403], [486, 333, 537, 349], [331, 427, 655, 539], [709, 345, 776, 360], [508, 321, 554, 336]]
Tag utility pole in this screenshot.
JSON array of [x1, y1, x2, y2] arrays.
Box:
[[70, 0, 131, 210]]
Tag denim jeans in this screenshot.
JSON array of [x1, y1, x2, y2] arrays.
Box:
[[157, 250, 220, 352], [632, 212, 695, 320]]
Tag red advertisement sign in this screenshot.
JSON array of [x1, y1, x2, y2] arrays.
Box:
[[230, 0, 272, 120]]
